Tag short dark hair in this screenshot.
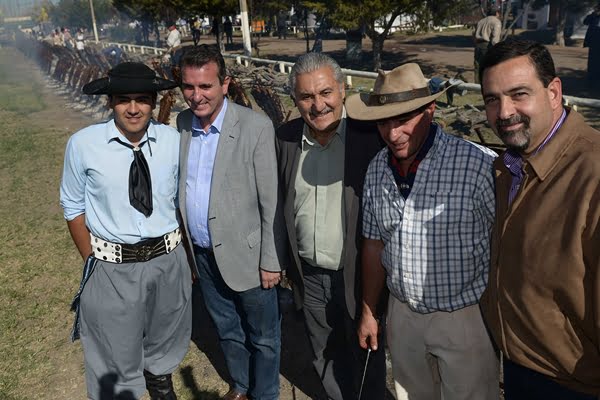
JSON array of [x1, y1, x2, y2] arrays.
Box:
[[479, 39, 557, 88], [179, 44, 227, 84]]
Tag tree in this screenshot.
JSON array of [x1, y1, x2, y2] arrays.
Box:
[[531, 0, 597, 46], [312, 0, 473, 71], [47, 0, 115, 30], [113, 0, 238, 49]]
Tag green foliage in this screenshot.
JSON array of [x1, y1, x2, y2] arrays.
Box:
[[0, 73, 45, 114], [112, 0, 238, 23], [47, 0, 115, 29], [107, 24, 138, 42], [301, 0, 476, 70]]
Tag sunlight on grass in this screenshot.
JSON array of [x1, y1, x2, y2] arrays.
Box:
[[0, 48, 80, 399]]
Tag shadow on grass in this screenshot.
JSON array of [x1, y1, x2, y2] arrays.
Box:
[[179, 366, 221, 400], [189, 284, 327, 399]]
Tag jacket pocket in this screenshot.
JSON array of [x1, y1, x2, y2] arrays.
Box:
[[247, 228, 261, 248]]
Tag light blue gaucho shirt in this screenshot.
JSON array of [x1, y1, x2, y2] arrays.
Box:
[[185, 98, 228, 249], [60, 119, 180, 244]]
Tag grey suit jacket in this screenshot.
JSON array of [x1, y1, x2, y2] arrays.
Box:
[[177, 103, 288, 292], [275, 117, 384, 318]]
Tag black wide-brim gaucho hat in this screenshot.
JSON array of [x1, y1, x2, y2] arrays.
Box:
[[82, 62, 178, 95]]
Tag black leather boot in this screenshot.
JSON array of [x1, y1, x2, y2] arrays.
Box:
[[144, 370, 177, 400]]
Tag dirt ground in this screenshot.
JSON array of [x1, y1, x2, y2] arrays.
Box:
[[5, 29, 597, 400], [216, 28, 596, 100]]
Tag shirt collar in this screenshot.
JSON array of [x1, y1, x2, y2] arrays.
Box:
[[528, 107, 578, 180], [106, 118, 157, 144], [387, 123, 437, 173], [192, 98, 228, 136], [503, 108, 568, 180], [301, 107, 347, 147]]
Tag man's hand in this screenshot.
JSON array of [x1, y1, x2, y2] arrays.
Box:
[[260, 269, 282, 289], [358, 312, 379, 351]]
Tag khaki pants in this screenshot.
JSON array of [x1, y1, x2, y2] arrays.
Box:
[[387, 297, 499, 400]]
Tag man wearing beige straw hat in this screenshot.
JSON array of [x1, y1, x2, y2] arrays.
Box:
[[348, 63, 499, 400]]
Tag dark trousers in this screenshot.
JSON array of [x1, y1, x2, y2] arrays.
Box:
[[588, 46, 600, 84], [504, 358, 596, 400], [474, 41, 490, 84], [194, 247, 281, 400], [301, 261, 386, 400]]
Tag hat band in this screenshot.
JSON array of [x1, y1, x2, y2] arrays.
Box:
[[368, 87, 431, 106]]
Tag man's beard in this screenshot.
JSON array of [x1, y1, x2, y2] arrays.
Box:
[[496, 114, 531, 152]]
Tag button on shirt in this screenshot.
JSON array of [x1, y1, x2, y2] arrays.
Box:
[[362, 125, 497, 313], [60, 119, 180, 244], [186, 99, 228, 248], [294, 112, 346, 270]]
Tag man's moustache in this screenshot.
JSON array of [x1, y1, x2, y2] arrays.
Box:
[[496, 115, 530, 128]]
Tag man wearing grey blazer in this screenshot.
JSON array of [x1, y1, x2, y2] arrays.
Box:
[[176, 45, 287, 400], [275, 53, 386, 400]]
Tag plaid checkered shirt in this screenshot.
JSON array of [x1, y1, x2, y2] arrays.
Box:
[[363, 125, 497, 313]]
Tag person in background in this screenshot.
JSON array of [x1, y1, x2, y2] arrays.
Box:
[[166, 23, 181, 51], [473, 5, 501, 83], [75, 28, 85, 52], [277, 11, 288, 40], [223, 17, 233, 45], [584, 3, 600, 86], [191, 17, 201, 46]]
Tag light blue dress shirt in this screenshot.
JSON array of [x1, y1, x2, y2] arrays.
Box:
[[60, 119, 180, 244], [186, 99, 228, 248]]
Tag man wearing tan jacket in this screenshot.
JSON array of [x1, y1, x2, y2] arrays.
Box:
[[479, 39, 600, 399]]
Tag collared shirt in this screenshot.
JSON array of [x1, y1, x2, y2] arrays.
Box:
[[362, 125, 497, 313], [166, 28, 181, 48], [475, 15, 502, 44], [60, 119, 180, 244], [186, 98, 228, 248], [480, 109, 600, 395], [294, 109, 346, 270], [503, 109, 567, 206]]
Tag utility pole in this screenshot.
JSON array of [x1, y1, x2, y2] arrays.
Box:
[[239, 0, 252, 56], [88, 0, 99, 43]]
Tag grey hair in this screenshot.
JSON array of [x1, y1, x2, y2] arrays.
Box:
[[289, 53, 345, 99]]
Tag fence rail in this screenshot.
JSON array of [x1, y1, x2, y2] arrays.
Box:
[[99, 41, 600, 109]]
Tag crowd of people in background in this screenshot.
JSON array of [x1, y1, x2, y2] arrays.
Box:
[[34, 2, 600, 399]]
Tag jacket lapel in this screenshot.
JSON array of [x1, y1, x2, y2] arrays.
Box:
[[343, 128, 357, 252], [284, 137, 301, 248], [178, 111, 193, 226], [210, 104, 239, 199]]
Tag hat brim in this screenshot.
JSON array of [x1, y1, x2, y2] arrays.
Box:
[[346, 87, 449, 121], [82, 76, 178, 95]]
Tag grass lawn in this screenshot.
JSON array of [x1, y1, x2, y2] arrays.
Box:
[[0, 48, 84, 399], [0, 45, 230, 400]]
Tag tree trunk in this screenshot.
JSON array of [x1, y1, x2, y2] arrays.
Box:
[[345, 29, 363, 61], [372, 33, 384, 71], [554, 3, 566, 46]]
